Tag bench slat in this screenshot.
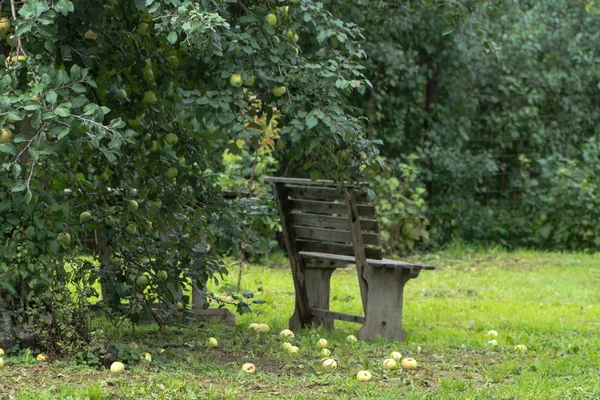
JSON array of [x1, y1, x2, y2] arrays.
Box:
[[300, 251, 435, 270], [264, 176, 368, 187], [302, 258, 349, 269], [292, 213, 379, 232], [297, 240, 383, 259], [294, 226, 380, 246], [286, 185, 368, 203], [311, 308, 365, 324], [289, 199, 376, 217]]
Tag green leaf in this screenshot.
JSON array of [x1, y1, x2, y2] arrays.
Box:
[[54, 103, 72, 117], [11, 182, 27, 193], [55, 0, 74, 16], [0, 144, 17, 155], [71, 83, 87, 93], [12, 164, 21, 179], [167, 31, 178, 44], [306, 114, 318, 129], [25, 189, 33, 205]]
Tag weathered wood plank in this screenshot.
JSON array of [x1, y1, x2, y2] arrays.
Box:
[[345, 188, 370, 311], [305, 270, 335, 329], [299, 251, 435, 270], [294, 226, 380, 246], [292, 213, 379, 232], [286, 185, 368, 203], [301, 258, 348, 269], [289, 199, 376, 217], [297, 240, 383, 259], [274, 183, 312, 329], [358, 268, 411, 341], [311, 308, 366, 324], [264, 176, 368, 187]]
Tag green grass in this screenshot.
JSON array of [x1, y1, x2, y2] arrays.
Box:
[[1, 248, 599, 399]]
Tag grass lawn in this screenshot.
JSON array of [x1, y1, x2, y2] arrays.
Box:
[[1, 247, 599, 399]]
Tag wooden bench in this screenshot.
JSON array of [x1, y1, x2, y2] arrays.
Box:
[[264, 176, 434, 341]]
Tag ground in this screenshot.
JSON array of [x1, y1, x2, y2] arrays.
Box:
[[0, 247, 599, 399]]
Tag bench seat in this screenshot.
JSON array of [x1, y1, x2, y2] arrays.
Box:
[[299, 251, 434, 270]]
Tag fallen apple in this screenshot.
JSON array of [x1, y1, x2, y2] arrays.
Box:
[[401, 357, 418, 370], [110, 361, 125, 373], [281, 342, 293, 351], [36, 354, 47, 361], [382, 358, 397, 370], [356, 370, 372, 382], [346, 335, 357, 343], [0, 358, 4, 369], [242, 363, 255, 373], [322, 358, 337, 369], [390, 351, 402, 362], [279, 329, 294, 339], [256, 323, 270, 333], [128, 342, 139, 349], [488, 339, 498, 346], [320, 348, 331, 357], [156, 348, 165, 354], [248, 323, 259, 331], [287, 345, 299, 355], [206, 337, 219, 348], [514, 344, 528, 352], [487, 330, 499, 338], [0, 349, 4, 356], [141, 352, 152, 362], [316, 338, 328, 349]]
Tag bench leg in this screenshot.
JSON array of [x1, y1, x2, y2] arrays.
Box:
[[289, 268, 334, 330], [358, 268, 418, 341]]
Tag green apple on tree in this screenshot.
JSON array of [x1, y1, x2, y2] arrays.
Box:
[[79, 211, 92, 222], [0, 17, 11, 38], [57, 233, 71, 247], [126, 223, 137, 235], [1, 127, 13, 144], [243, 74, 255, 87], [116, 88, 127, 100], [105, 216, 117, 227], [140, 12, 153, 23], [136, 275, 150, 287], [265, 13, 277, 26], [128, 200, 139, 212], [150, 140, 159, 152], [230, 73, 243, 87], [143, 91, 157, 103], [272, 86, 286, 97], [156, 270, 168, 280], [166, 167, 178, 179], [137, 22, 150, 36], [164, 133, 178, 145], [176, 301, 185, 311], [285, 29, 295, 40], [84, 30, 97, 40]]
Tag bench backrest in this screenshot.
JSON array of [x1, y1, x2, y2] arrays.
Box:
[[265, 177, 383, 260]]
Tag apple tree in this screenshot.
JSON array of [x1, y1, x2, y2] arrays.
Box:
[[0, 0, 375, 349]]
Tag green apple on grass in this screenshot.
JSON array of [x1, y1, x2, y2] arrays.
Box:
[[356, 370, 372, 382]]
